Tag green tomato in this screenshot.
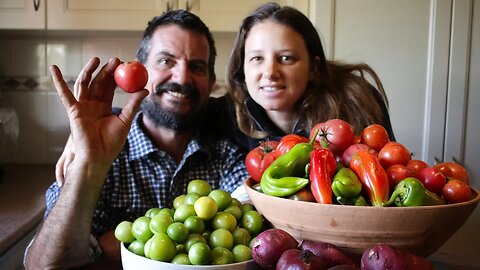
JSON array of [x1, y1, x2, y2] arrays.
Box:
[[211, 247, 234, 265], [114, 221, 135, 243], [232, 244, 252, 262], [188, 242, 212, 265], [209, 189, 232, 211], [241, 210, 263, 235], [148, 233, 177, 262], [224, 205, 243, 221], [185, 233, 207, 252], [171, 253, 191, 265], [173, 194, 186, 209], [184, 192, 201, 205], [167, 222, 189, 243], [132, 216, 153, 242], [229, 198, 242, 207], [127, 240, 145, 256], [187, 180, 211, 196], [209, 228, 233, 250], [174, 203, 196, 222], [212, 212, 237, 232], [240, 203, 255, 214], [194, 196, 218, 220], [184, 215, 205, 234], [145, 207, 161, 218], [232, 227, 251, 246], [144, 237, 153, 258], [149, 213, 174, 234], [158, 208, 175, 219]]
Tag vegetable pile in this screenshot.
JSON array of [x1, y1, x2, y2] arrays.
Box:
[[246, 119, 474, 207], [251, 228, 434, 270], [115, 179, 267, 265]]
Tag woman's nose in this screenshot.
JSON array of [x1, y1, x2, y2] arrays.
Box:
[[263, 60, 280, 80]]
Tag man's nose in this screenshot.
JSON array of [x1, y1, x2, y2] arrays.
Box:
[[171, 63, 192, 85]]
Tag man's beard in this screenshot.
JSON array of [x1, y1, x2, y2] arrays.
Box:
[[141, 82, 205, 131]]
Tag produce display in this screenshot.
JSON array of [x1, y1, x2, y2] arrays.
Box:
[[247, 119, 475, 207], [115, 180, 266, 266]]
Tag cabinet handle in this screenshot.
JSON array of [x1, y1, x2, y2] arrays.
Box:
[[186, 1, 191, 11], [33, 0, 40, 12]]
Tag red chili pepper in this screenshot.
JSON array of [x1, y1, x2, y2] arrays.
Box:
[[350, 150, 389, 206], [309, 149, 337, 204]]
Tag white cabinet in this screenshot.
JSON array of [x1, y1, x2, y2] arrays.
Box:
[[47, 0, 174, 31], [311, 0, 479, 265], [0, 0, 45, 29], [178, 0, 309, 32]]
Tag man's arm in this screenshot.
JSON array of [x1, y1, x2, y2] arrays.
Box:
[[24, 57, 147, 269]]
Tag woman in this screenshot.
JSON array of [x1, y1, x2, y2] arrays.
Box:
[[215, 2, 395, 151]]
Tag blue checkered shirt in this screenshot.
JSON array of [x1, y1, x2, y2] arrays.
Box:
[[44, 112, 248, 237]]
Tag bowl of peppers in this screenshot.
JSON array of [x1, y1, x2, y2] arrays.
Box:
[[244, 122, 480, 258]]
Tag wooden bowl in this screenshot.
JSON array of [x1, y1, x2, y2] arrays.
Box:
[[244, 178, 479, 257]]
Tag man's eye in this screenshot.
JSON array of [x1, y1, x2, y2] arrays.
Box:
[[189, 63, 208, 75], [280, 55, 295, 63]]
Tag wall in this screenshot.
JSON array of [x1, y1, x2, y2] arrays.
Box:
[[0, 31, 235, 164]]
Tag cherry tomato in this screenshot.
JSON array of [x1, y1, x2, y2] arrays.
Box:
[[386, 164, 412, 190], [433, 162, 469, 184], [114, 60, 148, 93], [417, 167, 446, 195], [274, 134, 309, 159], [361, 124, 390, 152], [245, 141, 279, 183], [310, 119, 355, 155], [406, 159, 429, 179], [340, 143, 376, 168], [377, 141, 411, 168], [442, 179, 471, 204]]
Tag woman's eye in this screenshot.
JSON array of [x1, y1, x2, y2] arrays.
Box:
[[250, 56, 262, 62]]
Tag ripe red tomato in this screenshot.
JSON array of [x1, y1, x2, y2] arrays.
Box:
[[274, 134, 309, 159], [442, 179, 471, 204], [287, 187, 315, 202], [361, 124, 390, 152], [417, 167, 446, 195], [377, 141, 412, 168], [310, 119, 355, 155], [245, 141, 279, 182], [386, 164, 412, 190], [406, 159, 429, 179], [114, 60, 148, 93], [433, 162, 469, 184], [340, 143, 376, 168]]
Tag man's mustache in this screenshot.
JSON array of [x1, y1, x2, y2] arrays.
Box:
[[154, 82, 199, 101]]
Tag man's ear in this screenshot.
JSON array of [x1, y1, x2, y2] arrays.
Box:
[[209, 73, 217, 89]]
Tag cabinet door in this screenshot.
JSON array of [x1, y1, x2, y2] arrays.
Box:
[[178, 0, 309, 32], [0, 0, 45, 30], [47, 0, 174, 31]]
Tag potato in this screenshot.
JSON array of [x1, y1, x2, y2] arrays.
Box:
[[361, 244, 433, 270], [251, 228, 298, 269], [299, 240, 358, 269]]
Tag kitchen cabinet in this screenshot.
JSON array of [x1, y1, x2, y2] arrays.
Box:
[[0, 0, 45, 29], [311, 0, 479, 266], [47, 0, 175, 31], [178, 0, 309, 32]]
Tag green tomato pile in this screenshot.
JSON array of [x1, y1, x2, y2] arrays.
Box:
[[115, 179, 265, 265]]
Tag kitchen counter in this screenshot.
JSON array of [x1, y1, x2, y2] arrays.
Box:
[[0, 164, 54, 256]]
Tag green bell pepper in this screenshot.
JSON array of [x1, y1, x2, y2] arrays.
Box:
[[385, 177, 445, 207]]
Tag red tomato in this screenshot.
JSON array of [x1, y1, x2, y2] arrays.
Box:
[[406, 159, 429, 179], [340, 143, 376, 168], [377, 141, 412, 168], [274, 134, 309, 159], [417, 167, 446, 195], [245, 141, 279, 182], [386, 164, 412, 190], [361, 124, 390, 152], [287, 187, 315, 202], [310, 119, 355, 155], [433, 162, 469, 184], [442, 179, 471, 204], [114, 60, 148, 93]]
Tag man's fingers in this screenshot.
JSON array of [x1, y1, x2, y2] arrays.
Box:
[[74, 57, 101, 100], [50, 65, 76, 110], [90, 58, 120, 102], [118, 89, 149, 126]]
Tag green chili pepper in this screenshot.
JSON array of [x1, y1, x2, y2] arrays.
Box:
[[332, 167, 363, 203], [385, 177, 445, 207], [260, 132, 318, 197]]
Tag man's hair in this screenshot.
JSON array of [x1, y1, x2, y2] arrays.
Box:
[[136, 9, 217, 77]]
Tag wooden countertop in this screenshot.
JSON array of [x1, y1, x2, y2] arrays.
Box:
[[0, 164, 55, 256]]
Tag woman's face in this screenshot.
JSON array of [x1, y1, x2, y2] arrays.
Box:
[[243, 20, 310, 114]]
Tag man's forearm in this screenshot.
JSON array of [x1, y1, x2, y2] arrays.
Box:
[[24, 160, 108, 269]]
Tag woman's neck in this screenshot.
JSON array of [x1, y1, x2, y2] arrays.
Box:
[[266, 110, 298, 134]]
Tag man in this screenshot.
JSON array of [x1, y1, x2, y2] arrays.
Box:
[[24, 10, 248, 269]]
